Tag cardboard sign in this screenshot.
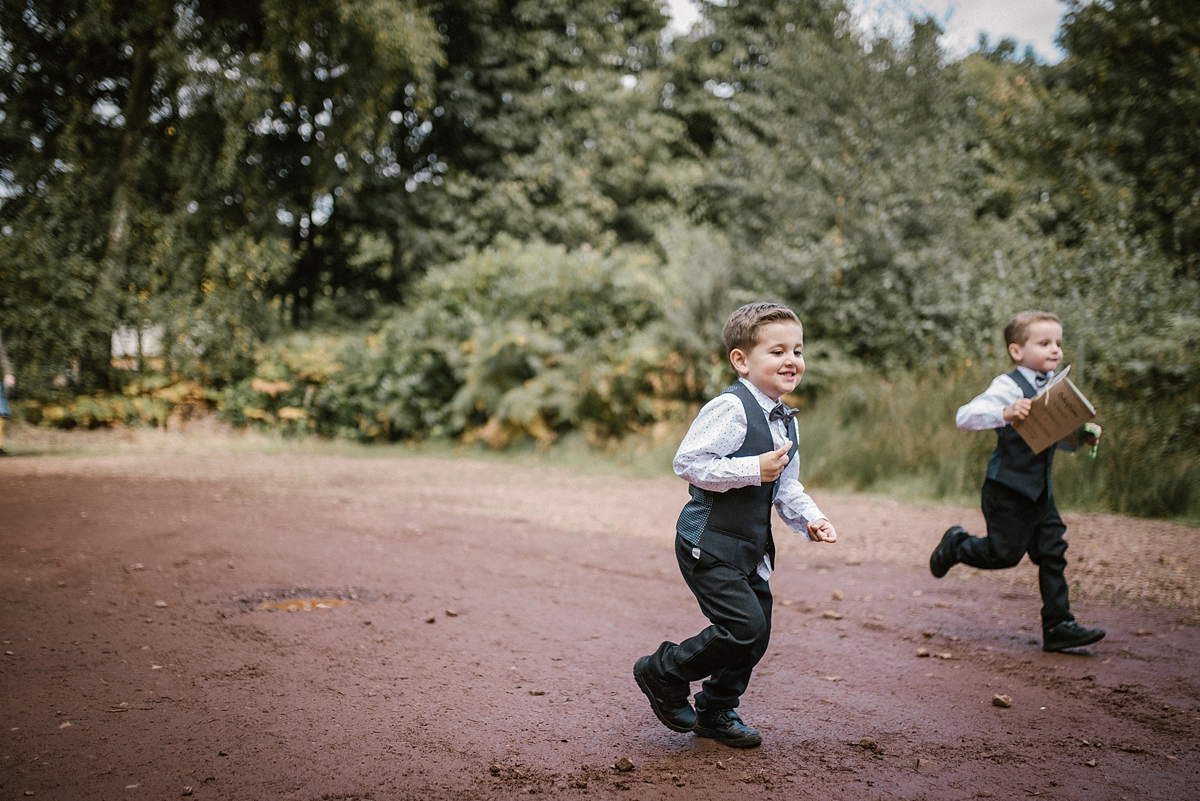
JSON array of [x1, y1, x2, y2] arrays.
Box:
[[1011, 366, 1097, 455]]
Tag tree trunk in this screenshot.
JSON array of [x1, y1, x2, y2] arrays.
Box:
[[104, 26, 158, 270], [95, 14, 163, 384]]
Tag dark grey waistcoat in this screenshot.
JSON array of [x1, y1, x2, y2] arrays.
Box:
[[985, 369, 1057, 501], [676, 382, 799, 576]]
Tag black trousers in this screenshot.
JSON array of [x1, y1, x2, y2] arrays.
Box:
[[958, 479, 1073, 631], [647, 536, 773, 711]]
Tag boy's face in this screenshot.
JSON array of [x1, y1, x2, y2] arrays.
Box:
[[1008, 320, 1063, 373], [730, 320, 805, 401]]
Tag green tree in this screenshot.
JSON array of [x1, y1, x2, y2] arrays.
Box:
[[303, 236, 678, 443], [0, 0, 442, 391], [357, 0, 695, 278], [668, 1, 1015, 364], [959, 26, 1198, 370], [1060, 0, 1200, 277]]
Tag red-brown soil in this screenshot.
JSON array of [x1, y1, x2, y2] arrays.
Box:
[[1, 430, 1197, 799]]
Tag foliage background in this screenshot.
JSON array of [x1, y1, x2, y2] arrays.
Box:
[[2, 0, 1197, 520]]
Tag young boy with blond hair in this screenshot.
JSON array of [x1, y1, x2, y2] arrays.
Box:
[[930, 310, 1104, 652], [634, 302, 836, 748]]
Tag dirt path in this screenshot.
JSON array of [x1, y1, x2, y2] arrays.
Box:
[[1, 445, 1197, 799]]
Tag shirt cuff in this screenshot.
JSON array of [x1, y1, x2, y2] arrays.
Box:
[[730, 454, 762, 484]]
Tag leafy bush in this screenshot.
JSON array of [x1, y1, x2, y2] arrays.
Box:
[[211, 230, 755, 445], [311, 237, 696, 444], [217, 331, 342, 433], [15, 375, 215, 429]]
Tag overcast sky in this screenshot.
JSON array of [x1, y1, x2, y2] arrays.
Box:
[[664, 0, 1069, 63]]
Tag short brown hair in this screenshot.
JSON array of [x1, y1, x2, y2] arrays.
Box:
[[1004, 310, 1061, 349], [722, 302, 801, 354]]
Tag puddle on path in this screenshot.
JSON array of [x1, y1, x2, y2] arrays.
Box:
[[257, 598, 353, 612], [238, 587, 367, 612]]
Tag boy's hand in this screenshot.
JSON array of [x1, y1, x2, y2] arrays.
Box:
[[1081, 422, 1102, 458], [807, 519, 837, 543], [1003, 398, 1032, 422], [759, 442, 791, 483]]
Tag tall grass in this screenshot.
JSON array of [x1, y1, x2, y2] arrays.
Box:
[[794, 362, 1200, 524], [797, 365, 994, 505]]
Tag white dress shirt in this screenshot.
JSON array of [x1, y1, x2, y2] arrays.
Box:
[[955, 365, 1049, 431], [673, 378, 827, 578]]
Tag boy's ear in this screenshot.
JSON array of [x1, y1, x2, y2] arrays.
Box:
[[729, 348, 750, 377], [1007, 342, 1022, 362]]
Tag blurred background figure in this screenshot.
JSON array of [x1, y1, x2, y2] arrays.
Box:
[[0, 328, 13, 455]]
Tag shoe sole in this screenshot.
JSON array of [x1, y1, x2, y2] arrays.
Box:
[[1043, 631, 1106, 652], [633, 661, 695, 733], [693, 726, 762, 748]]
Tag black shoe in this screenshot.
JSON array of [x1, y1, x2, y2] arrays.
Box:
[[0, 449, 7, 456], [1043, 621, 1106, 652], [634, 656, 696, 733], [930, 526, 968, 578], [693, 708, 762, 748]]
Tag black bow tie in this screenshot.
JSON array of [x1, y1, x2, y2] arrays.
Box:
[[1034, 372, 1049, 387], [768, 402, 797, 425]]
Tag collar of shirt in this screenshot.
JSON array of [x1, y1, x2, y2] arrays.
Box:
[[1015, 364, 1052, 387]]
